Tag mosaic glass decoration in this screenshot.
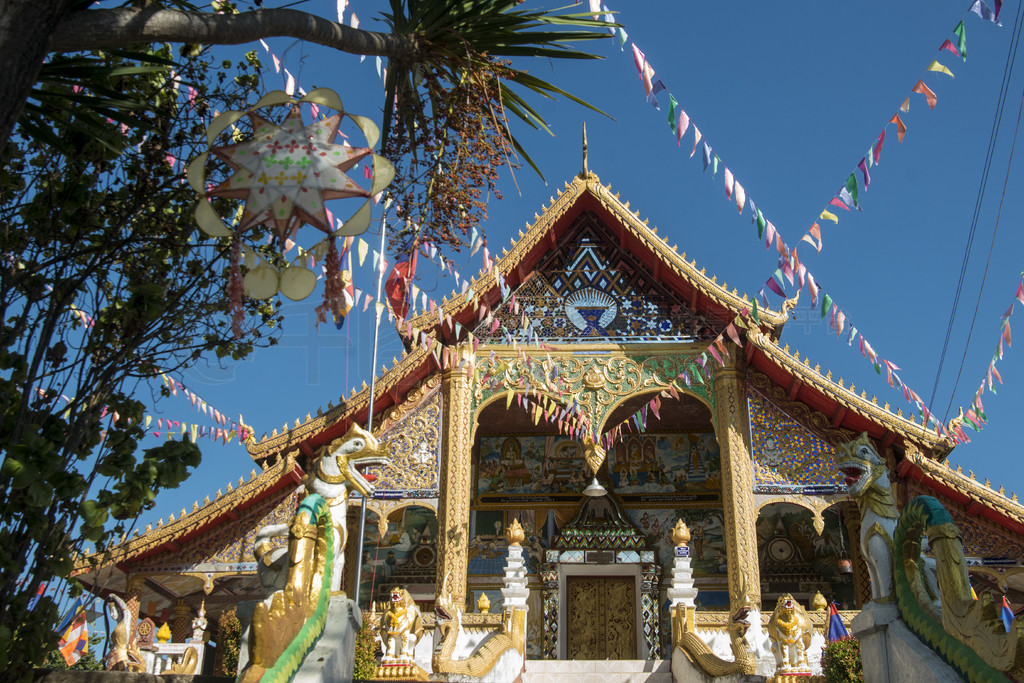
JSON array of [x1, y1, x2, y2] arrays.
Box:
[[617, 550, 641, 564], [543, 590, 559, 660], [555, 493, 648, 550], [747, 388, 845, 494], [559, 550, 585, 563], [473, 215, 728, 343], [640, 551, 655, 563], [642, 591, 661, 659]]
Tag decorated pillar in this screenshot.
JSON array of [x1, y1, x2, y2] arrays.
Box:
[[712, 345, 761, 610], [125, 575, 145, 631], [435, 344, 475, 611], [172, 599, 191, 642]]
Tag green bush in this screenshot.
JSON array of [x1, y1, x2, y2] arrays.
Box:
[[214, 608, 241, 677], [353, 616, 379, 680], [822, 637, 864, 683]]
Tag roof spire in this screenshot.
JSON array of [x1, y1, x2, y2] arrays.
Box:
[[582, 122, 589, 176]]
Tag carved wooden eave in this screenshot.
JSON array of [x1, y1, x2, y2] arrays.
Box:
[[72, 455, 303, 576], [744, 324, 952, 457], [897, 450, 1024, 537], [245, 343, 440, 463], [405, 171, 788, 343]]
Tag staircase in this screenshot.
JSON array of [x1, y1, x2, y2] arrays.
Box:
[[522, 659, 671, 682]]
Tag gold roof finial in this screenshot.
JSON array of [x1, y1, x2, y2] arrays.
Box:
[[582, 122, 589, 176], [506, 518, 525, 547], [671, 519, 691, 546]]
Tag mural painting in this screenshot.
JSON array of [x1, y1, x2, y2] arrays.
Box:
[[608, 433, 721, 504], [468, 509, 546, 575], [476, 435, 591, 503], [626, 507, 728, 579]]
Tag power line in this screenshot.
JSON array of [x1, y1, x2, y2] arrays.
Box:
[[929, 0, 1024, 418]]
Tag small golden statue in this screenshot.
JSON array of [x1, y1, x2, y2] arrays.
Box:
[[376, 587, 428, 681], [811, 591, 828, 612], [767, 594, 813, 674]]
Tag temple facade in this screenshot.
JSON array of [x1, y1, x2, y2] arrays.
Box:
[[75, 169, 1024, 678]]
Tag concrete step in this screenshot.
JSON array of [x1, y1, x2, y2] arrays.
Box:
[[522, 659, 671, 683]]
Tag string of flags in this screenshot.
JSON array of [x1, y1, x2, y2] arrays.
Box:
[[947, 273, 1024, 440], [606, 0, 1005, 444], [246, 0, 1009, 450]]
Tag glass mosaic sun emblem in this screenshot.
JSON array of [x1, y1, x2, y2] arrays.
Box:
[[564, 287, 617, 335]]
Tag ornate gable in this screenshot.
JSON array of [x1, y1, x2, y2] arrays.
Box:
[[473, 213, 726, 344]]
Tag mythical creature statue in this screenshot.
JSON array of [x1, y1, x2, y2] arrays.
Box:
[[894, 496, 1024, 682], [835, 431, 898, 602], [674, 570, 757, 676], [767, 594, 813, 673], [675, 606, 757, 676], [104, 595, 146, 672], [433, 589, 527, 676], [238, 424, 388, 683], [378, 587, 424, 662], [254, 424, 387, 594]]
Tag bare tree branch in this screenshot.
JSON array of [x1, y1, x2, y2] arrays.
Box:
[[50, 7, 418, 59]]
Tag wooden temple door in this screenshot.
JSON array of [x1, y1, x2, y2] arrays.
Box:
[[565, 575, 637, 659]]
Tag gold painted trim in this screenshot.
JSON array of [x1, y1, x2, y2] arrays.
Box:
[[905, 450, 1024, 525]]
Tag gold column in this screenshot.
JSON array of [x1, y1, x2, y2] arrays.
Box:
[[712, 345, 761, 610], [435, 345, 475, 611], [172, 599, 191, 642]]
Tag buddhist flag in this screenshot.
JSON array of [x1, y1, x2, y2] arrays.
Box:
[[57, 599, 89, 666]]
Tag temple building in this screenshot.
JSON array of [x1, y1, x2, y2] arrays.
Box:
[[74, 167, 1024, 676]]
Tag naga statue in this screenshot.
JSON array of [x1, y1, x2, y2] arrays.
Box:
[[766, 594, 813, 673], [894, 496, 1024, 682], [238, 424, 388, 683], [674, 570, 757, 676], [835, 431, 898, 602], [378, 587, 425, 663], [433, 591, 527, 678], [104, 594, 145, 672]]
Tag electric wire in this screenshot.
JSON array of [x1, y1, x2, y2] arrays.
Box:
[[929, 0, 1024, 416], [940, 89, 1024, 423]]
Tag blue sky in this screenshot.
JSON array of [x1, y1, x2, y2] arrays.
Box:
[[130, 0, 1024, 532]]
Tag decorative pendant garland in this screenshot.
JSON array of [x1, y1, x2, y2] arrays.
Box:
[[188, 88, 394, 333]]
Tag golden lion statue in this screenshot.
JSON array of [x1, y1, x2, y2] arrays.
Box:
[[767, 594, 813, 673], [378, 587, 424, 663]]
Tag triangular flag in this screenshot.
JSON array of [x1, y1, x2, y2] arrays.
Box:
[[927, 60, 955, 77], [890, 113, 907, 143], [953, 21, 968, 62], [912, 80, 937, 109]]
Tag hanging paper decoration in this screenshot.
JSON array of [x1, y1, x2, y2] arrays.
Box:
[[188, 88, 395, 309]]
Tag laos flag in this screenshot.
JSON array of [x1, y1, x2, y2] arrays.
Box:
[[1002, 596, 1015, 633], [828, 602, 851, 641]]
